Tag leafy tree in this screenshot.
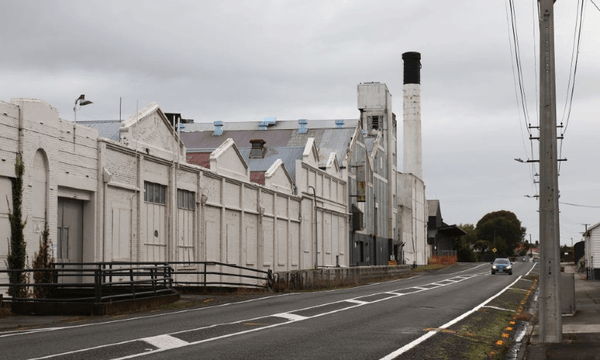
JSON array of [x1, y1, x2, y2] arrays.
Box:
[[453, 224, 477, 262], [453, 237, 476, 262], [458, 223, 477, 245], [476, 210, 525, 257], [6, 153, 27, 298], [32, 221, 55, 298], [473, 239, 493, 262]]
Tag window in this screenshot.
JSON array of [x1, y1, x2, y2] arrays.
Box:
[[370, 116, 380, 130], [177, 189, 195, 210], [144, 182, 166, 205]]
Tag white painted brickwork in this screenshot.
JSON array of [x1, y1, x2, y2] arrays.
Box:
[[1, 98, 350, 294]]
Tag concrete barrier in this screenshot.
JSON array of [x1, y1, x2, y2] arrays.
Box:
[[274, 265, 412, 292]]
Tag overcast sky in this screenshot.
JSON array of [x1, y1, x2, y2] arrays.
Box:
[[2, 1, 599, 246]]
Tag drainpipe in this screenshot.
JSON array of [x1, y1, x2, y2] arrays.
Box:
[[308, 186, 318, 269]]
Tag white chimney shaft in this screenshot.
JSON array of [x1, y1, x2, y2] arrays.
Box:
[[402, 52, 423, 180]]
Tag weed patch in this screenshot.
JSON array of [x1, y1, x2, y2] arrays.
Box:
[[401, 275, 538, 359]]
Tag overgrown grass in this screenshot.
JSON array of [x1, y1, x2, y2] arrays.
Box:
[[0, 304, 11, 318], [401, 276, 538, 359]]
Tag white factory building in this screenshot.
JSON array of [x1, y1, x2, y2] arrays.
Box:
[[1, 53, 434, 290]]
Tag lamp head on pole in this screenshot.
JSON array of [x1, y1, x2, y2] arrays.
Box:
[[75, 94, 93, 107]]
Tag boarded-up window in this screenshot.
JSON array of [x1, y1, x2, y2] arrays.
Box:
[[112, 208, 131, 260], [245, 224, 257, 266], [205, 220, 219, 262], [226, 224, 239, 264], [263, 218, 273, 266]]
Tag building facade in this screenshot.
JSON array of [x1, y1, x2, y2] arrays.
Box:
[[0, 99, 348, 293], [583, 222, 600, 280]]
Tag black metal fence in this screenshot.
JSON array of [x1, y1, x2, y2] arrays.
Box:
[[0, 261, 273, 304]]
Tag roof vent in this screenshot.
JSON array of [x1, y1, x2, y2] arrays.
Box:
[[298, 119, 308, 134], [249, 139, 266, 158], [213, 121, 223, 136], [264, 116, 277, 126], [259, 121, 268, 130], [335, 119, 344, 128]]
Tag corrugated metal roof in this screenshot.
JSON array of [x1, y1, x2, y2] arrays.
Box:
[[239, 147, 304, 180], [181, 119, 358, 132], [181, 119, 358, 168], [79, 120, 121, 141]]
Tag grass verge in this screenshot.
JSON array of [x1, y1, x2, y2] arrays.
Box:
[[401, 274, 539, 359]]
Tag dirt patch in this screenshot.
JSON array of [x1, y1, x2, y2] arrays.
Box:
[[0, 304, 12, 318]]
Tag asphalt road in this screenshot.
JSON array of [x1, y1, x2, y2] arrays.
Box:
[[0, 261, 536, 359]]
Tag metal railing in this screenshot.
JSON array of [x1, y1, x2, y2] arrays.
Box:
[[0, 262, 174, 303], [169, 261, 273, 290], [0, 261, 273, 304]]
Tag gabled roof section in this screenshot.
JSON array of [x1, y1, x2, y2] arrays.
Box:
[[438, 223, 467, 237], [210, 138, 249, 182], [428, 199, 441, 218], [302, 138, 320, 168], [118, 103, 185, 158], [584, 221, 600, 237], [265, 159, 294, 195], [325, 152, 340, 176], [234, 146, 303, 181], [180, 119, 358, 178]]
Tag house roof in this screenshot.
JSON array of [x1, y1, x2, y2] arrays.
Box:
[[182, 119, 359, 175], [438, 223, 467, 237], [428, 199, 440, 217], [238, 146, 304, 180], [79, 120, 120, 141], [80, 116, 361, 181]]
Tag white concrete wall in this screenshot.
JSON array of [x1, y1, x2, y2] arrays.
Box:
[[397, 172, 428, 265], [0, 99, 99, 273], [296, 140, 348, 268], [586, 223, 600, 276], [1, 99, 350, 294]]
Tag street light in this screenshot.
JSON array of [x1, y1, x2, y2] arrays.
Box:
[[73, 94, 93, 142], [73, 94, 93, 124]]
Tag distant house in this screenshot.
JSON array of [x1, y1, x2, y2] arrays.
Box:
[[427, 200, 466, 257], [583, 223, 600, 279]]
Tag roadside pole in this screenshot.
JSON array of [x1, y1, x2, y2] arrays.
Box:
[[538, 0, 562, 343]]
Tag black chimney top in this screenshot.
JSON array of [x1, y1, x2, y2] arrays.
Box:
[[402, 52, 421, 85]]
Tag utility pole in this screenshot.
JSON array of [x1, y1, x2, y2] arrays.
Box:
[[538, 0, 562, 343]]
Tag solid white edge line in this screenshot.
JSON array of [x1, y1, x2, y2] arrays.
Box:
[[379, 274, 524, 360], [26, 263, 496, 359]]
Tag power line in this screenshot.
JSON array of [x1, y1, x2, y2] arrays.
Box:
[[560, 202, 600, 209], [505, 0, 539, 196], [558, 0, 585, 173]]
